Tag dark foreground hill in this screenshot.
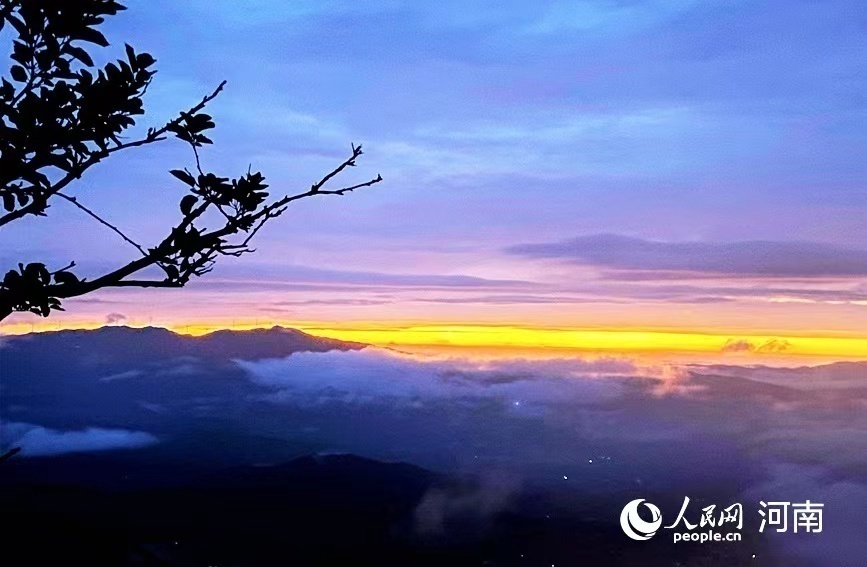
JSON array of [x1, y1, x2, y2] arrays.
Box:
[[0, 452, 762, 567]]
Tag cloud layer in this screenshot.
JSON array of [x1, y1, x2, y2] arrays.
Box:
[[235, 348, 639, 409], [3, 331, 866, 564], [2, 422, 158, 457], [508, 234, 867, 278]]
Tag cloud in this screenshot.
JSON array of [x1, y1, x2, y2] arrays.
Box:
[[1, 422, 158, 457], [233, 348, 867, 517], [507, 234, 867, 278], [615, 283, 867, 305], [414, 473, 520, 537], [412, 294, 626, 305], [5, 335, 866, 566], [98, 369, 146, 382], [105, 312, 127, 325], [695, 361, 867, 392], [235, 348, 644, 409], [195, 265, 535, 292], [721, 338, 791, 354], [268, 298, 394, 307], [721, 339, 755, 353], [96, 360, 200, 383], [755, 339, 791, 353]]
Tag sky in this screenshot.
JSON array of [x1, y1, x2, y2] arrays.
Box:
[[1, 0, 866, 358]]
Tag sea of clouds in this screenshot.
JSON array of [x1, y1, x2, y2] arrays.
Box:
[[3, 345, 865, 564]]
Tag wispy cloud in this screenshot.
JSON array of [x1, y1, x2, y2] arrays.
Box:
[[105, 312, 128, 325], [508, 234, 867, 278], [200, 264, 535, 291], [2, 422, 158, 457]]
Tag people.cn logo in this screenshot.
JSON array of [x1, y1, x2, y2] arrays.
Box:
[[620, 499, 663, 540]]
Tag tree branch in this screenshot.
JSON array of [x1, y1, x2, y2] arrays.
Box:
[[0, 140, 382, 322], [311, 143, 364, 192], [318, 175, 383, 195], [0, 81, 227, 229], [56, 192, 146, 256]]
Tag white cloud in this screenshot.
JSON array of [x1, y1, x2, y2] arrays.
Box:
[[234, 347, 647, 409], [2, 422, 158, 457]]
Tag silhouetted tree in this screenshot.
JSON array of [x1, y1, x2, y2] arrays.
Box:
[[0, 0, 381, 322]]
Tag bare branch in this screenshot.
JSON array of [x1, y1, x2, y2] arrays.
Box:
[[319, 174, 384, 195], [1, 136, 381, 322], [56, 193, 147, 257], [161, 80, 226, 136], [311, 143, 364, 193], [50, 261, 77, 276]]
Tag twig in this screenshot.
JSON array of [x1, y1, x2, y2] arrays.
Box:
[[56, 192, 147, 257], [319, 174, 383, 195], [50, 261, 76, 275], [1, 140, 382, 316], [311, 143, 363, 192]]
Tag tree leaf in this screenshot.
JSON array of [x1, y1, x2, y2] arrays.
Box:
[[54, 271, 80, 285], [7, 16, 27, 37], [169, 169, 195, 185], [76, 28, 110, 47], [66, 45, 94, 66], [180, 195, 198, 215], [10, 65, 26, 82], [1, 193, 14, 212]]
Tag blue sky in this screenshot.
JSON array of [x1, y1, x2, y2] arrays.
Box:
[[1, 0, 865, 339]]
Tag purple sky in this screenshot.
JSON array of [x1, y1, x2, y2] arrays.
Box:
[[1, 0, 865, 338]]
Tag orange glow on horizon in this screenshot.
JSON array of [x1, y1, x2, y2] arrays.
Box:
[[2, 319, 866, 362]]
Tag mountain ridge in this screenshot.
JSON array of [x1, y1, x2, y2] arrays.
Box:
[[1, 324, 366, 361]]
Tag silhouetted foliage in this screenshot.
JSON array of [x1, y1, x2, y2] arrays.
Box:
[[0, 0, 381, 321]]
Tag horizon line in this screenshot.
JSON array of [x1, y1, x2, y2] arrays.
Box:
[[2, 321, 866, 360]]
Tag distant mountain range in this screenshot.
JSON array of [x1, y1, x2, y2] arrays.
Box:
[[0, 326, 366, 465], [1, 324, 364, 363]]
